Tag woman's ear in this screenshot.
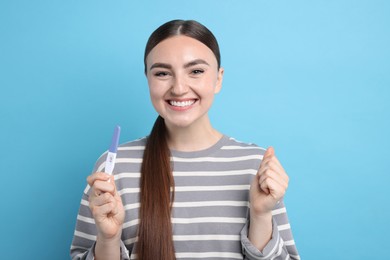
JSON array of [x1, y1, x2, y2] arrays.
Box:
[[214, 67, 224, 94]]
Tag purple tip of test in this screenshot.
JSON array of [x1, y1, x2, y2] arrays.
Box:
[[109, 125, 121, 153]]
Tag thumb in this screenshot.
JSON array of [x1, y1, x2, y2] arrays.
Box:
[[264, 146, 275, 158]]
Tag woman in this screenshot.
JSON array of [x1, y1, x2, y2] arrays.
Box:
[[71, 19, 299, 260]]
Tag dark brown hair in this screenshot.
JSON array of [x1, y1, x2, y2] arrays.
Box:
[[139, 20, 221, 260], [144, 19, 221, 73]]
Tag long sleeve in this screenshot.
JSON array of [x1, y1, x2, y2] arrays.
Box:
[[70, 139, 146, 260], [241, 200, 300, 260], [70, 190, 131, 260]]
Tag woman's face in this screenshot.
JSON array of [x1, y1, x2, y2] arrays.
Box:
[[145, 35, 224, 130]]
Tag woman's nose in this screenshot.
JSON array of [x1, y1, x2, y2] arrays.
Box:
[[170, 76, 189, 96]]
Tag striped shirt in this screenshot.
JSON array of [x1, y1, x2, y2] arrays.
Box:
[[70, 135, 299, 260]]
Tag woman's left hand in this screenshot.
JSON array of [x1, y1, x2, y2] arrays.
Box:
[[249, 147, 289, 217]]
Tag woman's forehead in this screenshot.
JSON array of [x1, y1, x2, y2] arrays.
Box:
[[146, 35, 218, 66]]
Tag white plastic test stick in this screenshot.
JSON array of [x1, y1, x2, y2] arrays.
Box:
[[105, 125, 121, 180]]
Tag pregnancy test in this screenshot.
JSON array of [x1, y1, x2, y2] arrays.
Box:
[[105, 125, 121, 178]]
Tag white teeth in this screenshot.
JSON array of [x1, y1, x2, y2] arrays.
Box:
[[169, 100, 195, 107]]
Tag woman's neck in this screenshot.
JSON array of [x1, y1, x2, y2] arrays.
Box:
[[165, 117, 222, 152]]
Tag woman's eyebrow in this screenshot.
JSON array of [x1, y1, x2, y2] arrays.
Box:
[[149, 63, 172, 71], [184, 59, 210, 68], [149, 59, 209, 71]]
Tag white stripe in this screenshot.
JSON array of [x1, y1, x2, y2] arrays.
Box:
[[74, 252, 88, 259], [173, 234, 240, 241], [81, 199, 89, 207], [270, 238, 284, 260], [173, 169, 257, 177], [284, 240, 296, 246], [124, 236, 138, 245], [112, 169, 257, 180], [77, 215, 95, 224], [115, 234, 243, 244], [118, 188, 140, 195], [228, 137, 256, 145], [74, 230, 96, 241], [172, 154, 262, 162], [175, 185, 250, 192], [119, 185, 249, 195], [173, 200, 249, 208], [221, 145, 264, 150], [98, 155, 259, 171], [277, 223, 291, 231], [96, 158, 142, 172], [118, 216, 247, 230], [272, 207, 287, 215], [95, 170, 258, 187], [83, 185, 91, 195], [122, 219, 140, 229], [118, 146, 145, 151], [290, 254, 300, 259], [123, 201, 248, 211], [259, 229, 280, 259], [176, 252, 243, 259], [124, 203, 140, 210], [116, 158, 143, 163], [116, 172, 141, 179], [172, 217, 246, 224], [96, 163, 105, 173]]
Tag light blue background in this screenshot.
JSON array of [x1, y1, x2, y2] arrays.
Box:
[[1, 0, 389, 259]]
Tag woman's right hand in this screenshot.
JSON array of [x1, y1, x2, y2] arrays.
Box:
[[87, 172, 125, 240]]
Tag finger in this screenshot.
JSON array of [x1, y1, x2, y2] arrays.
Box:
[[261, 147, 284, 169], [92, 179, 116, 196], [259, 162, 289, 185], [260, 177, 270, 195], [260, 150, 281, 169], [91, 192, 115, 207], [259, 148, 289, 182], [259, 169, 288, 191], [93, 200, 118, 219], [87, 172, 110, 186], [260, 177, 286, 200], [259, 159, 283, 177], [264, 146, 274, 159], [259, 147, 274, 169], [110, 175, 119, 194], [259, 166, 288, 189], [89, 194, 119, 220], [269, 153, 284, 171]]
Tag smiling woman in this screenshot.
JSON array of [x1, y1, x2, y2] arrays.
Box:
[[146, 36, 223, 134], [70, 20, 300, 260]]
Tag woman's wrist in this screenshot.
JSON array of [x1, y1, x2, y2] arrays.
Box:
[[97, 232, 121, 244], [250, 210, 272, 223], [95, 233, 121, 260], [248, 211, 273, 251]]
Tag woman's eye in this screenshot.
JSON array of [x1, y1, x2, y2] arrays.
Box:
[[191, 69, 204, 75], [154, 71, 169, 77]]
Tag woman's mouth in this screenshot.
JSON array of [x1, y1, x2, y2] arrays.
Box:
[[166, 99, 198, 111], [168, 99, 196, 107]]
